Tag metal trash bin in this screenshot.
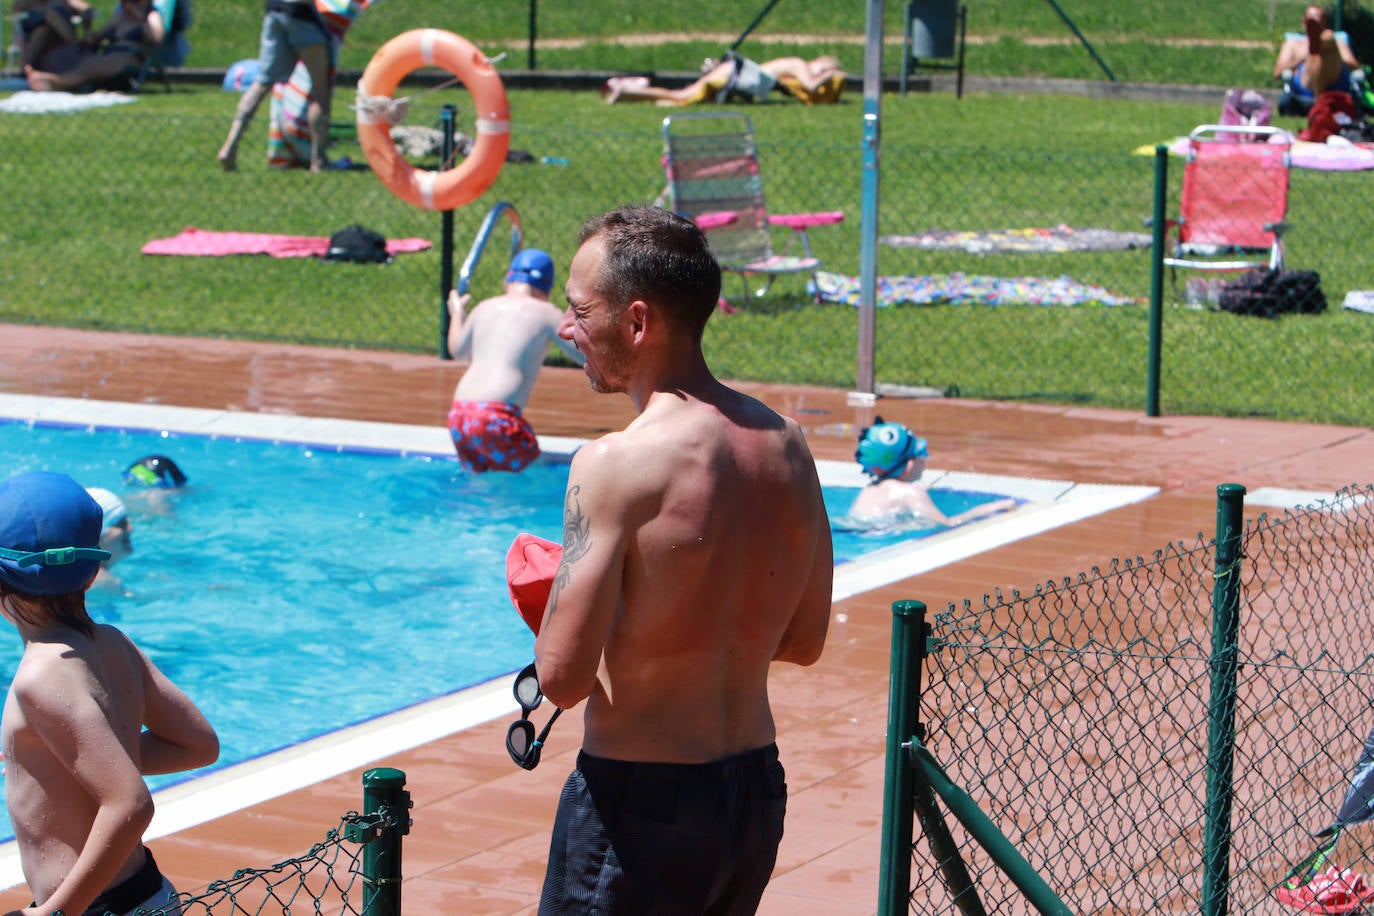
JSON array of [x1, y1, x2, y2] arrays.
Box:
[[910, 0, 959, 59]]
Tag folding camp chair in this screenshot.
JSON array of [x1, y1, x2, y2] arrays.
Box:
[[1162, 123, 1293, 285], [125, 0, 188, 91], [661, 111, 844, 308]]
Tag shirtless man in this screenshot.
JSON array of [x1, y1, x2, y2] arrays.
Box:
[[533, 204, 833, 912], [0, 471, 219, 916], [1274, 5, 1362, 114], [849, 418, 1017, 526], [446, 248, 585, 473]]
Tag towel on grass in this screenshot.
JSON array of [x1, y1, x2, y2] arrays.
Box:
[[141, 227, 432, 258], [814, 270, 1142, 307], [0, 90, 136, 114], [1136, 136, 1374, 171], [879, 225, 1152, 254]]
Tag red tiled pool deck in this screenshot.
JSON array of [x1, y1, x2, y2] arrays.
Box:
[[1, 323, 1372, 913]]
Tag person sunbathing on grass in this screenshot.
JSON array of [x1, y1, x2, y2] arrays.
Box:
[[24, 0, 163, 92], [602, 54, 847, 106]]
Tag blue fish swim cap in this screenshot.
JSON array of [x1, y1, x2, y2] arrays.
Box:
[[855, 418, 928, 481]]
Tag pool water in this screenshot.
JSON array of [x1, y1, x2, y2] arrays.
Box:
[[0, 419, 1007, 840]]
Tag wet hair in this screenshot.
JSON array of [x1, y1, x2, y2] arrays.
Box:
[[578, 204, 722, 342], [0, 579, 95, 638]]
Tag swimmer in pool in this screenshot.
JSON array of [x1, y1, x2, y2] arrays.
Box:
[[84, 487, 133, 592], [849, 418, 1017, 526], [124, 454, 188, 489], [446, 248, 586, 473]]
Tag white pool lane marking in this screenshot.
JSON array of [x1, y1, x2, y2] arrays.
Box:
[[0, 393, 1158, 889]]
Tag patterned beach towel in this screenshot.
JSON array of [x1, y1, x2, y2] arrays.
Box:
[[141, 227, 431, 258], [879, 225, 1152, 254], [814, 270, 1142, 307]]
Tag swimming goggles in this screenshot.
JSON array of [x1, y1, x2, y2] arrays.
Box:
[[506, 662, 562, 771], [0, 545, 111, 567]]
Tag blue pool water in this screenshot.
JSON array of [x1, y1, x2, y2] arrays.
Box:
[[0, 418, 1007, 841]]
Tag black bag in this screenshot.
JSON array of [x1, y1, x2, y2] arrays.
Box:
[[1217, 268, 1326, 318], [323, 225, 392, 265]]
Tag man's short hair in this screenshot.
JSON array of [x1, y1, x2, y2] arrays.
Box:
[[579, 204, 721, 341]]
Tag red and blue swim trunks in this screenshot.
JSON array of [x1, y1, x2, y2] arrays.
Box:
[[447, 399, 540, 473]]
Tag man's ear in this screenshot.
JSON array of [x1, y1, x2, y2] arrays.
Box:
[[626, 299, 649, 344]]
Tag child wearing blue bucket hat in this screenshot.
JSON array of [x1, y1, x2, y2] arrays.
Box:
[[0, 471, 219, 916], [850, 418, 1018, 526]]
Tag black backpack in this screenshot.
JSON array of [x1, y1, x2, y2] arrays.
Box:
[[322, 225, 392, 265], [1217, 268, 1326, 318]]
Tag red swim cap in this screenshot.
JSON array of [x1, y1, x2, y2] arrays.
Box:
[[506, 533, 562, 634]]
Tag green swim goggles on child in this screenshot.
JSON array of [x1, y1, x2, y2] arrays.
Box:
[[0, 545, 112, 567]]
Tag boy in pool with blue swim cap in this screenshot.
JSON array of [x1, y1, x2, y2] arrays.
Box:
[[850, 417, 1017, 526], [445, 248, 586, 473], [0, 471, 219, 916]]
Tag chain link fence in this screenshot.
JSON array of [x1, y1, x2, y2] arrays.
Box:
[[1, 83, 1370, 423], [137, 767, 409, 916], [880, 483, 1374, 913]]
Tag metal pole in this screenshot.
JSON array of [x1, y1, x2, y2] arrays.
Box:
[[1042, 0, 1116, 81], [878, 600, 923, 915], [727, 0, 784, 52], [856, 0, 883, 396], [1147, 145, 1167, 417], [527, 0, 537, 70], [438, 105, 457, 359], [911, 742, 1073, 915], [360, 767, 410, 916], [1201, 483, 1246, 916]]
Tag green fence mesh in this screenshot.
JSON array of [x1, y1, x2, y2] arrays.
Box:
[[2, 87, 1371, 425], [126, 768, 409, 916], [894, 483, 1374, 913]]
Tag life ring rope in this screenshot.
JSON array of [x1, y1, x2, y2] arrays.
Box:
[[356, 29, 511, 212]]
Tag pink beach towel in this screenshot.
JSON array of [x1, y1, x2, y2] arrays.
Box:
[[141, 227, 432, 258]]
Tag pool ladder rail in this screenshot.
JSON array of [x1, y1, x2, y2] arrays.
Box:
[[441, 201, 524, 360]]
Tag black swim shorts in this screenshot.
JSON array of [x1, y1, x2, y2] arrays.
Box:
[[539, 744, 787, 915]]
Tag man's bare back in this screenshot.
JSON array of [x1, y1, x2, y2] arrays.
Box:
[[568, 386, 831, 762]]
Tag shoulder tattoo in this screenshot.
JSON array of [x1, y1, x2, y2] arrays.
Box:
[[547, 485, 592, 618]]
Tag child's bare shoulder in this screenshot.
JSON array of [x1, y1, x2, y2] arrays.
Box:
[[10, 638, 89, 704]]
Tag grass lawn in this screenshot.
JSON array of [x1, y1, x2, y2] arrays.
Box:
[[2, 1, 1372, 424]]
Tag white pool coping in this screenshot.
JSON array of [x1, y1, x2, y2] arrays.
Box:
[[0, 393, 1159, 889]]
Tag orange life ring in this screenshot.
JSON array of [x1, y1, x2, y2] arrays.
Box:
[[357, 29, 510, 211]]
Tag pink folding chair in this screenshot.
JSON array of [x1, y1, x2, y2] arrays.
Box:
[[661, 111, 844, 308], [1163, 123, 1293, 277]]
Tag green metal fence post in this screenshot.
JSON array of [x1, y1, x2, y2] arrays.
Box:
[[879, 600, 924, 915], [1202, 483, 1246, 916], [438, 105, 457, 359], [910, 740, 1072, 915], [361, 766, 411, 916], [1147, 144, 1167, 417]]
